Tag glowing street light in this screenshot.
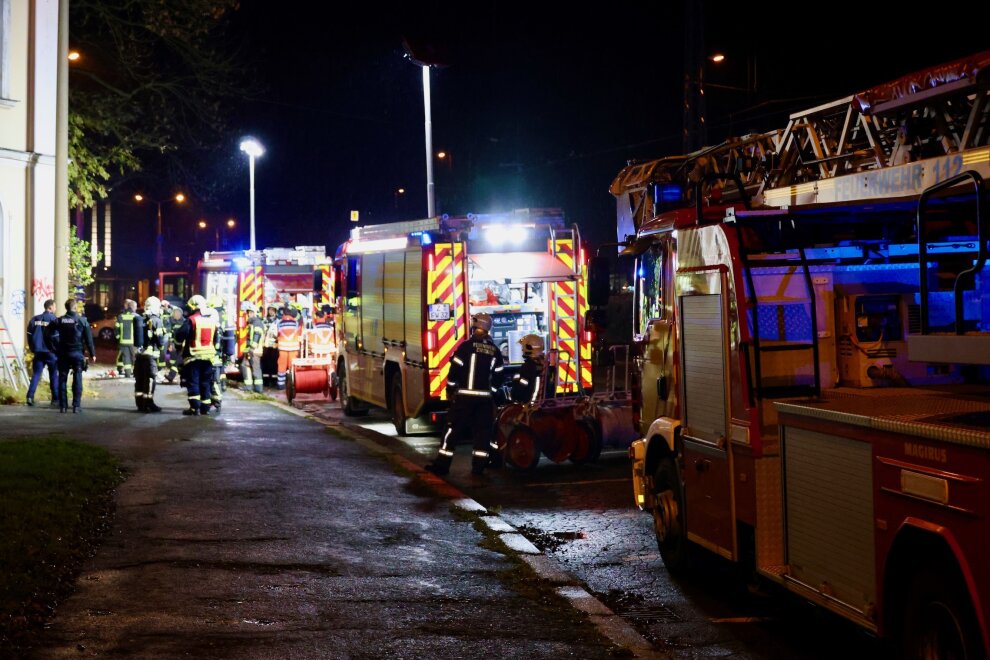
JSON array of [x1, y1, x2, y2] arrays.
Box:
[[239, 137, 264, 251], [67, 50, 80, 62]]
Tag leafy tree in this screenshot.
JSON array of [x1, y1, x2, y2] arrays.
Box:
[[68, 0, 249, 207], [68, 235, 102, 297]]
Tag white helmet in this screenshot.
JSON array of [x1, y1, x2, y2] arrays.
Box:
[[144, 296, 162, 316], [518, 333, 545, 358], [241, 301, 257, 313], [187, 294, 207, 311], [471, 312, 493, 333]]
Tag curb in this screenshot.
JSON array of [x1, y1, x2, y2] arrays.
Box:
[[258, 394, 663, 659]]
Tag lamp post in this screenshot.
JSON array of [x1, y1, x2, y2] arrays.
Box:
[[135, 192, 186, 285], [239, 138, 264, 252]]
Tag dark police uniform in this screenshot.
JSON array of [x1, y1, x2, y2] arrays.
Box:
[[25, 308, 59, 405], [53, 309, 95, 412], [432, 334, 505, 475]]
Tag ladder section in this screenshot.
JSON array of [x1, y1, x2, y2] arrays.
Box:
[[0, 312, 29, 389], [908, 171, 990, 364], [764, 52, 990, 206]]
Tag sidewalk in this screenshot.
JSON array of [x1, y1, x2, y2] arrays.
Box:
[[4, 377, 632, 658]]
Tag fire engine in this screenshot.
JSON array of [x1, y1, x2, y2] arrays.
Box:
[[333, 209, 592, 435], [601, 52, 990, 656], [197, 246, 333, 361]]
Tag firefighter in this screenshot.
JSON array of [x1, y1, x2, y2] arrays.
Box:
[[134, 296, 165, 412], [261, 305, 279, 386], [160, 300, 179, 383], [427, 312, 505, 476], [169, 304, 186, 386], [53, 299, 96, 413], [240, 301, 265, 394], [275, 305, 302, 390], [115, 299, 140, 377], [158, 299, 172, 379], [204, 295, 229, 412], [174, 294, 216, 416], [510, 333, 548, 404], [25, 299, 59, 407]]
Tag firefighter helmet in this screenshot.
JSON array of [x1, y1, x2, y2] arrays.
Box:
[[241, 301, 257, 313], [144, 296, 162, 316], [207, 294, 225, 309], [518, 333, 545, 358], [187, 294, 207, 311], [471, 312, 493, 333]]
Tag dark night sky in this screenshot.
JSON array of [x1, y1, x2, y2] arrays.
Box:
[[112, 2, 988, 275]]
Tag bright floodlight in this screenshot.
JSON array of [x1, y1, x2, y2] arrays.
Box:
[[240, 138, 265, 158]]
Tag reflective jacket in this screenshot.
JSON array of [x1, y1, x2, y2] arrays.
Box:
[[447, 334, 504, 398], [511, 358, 546, 403], [276, 317, 302, 352], [142, 314, 166, 358], [245, 316, 266, 352], [176, 310, 217, 361], [116, 311, 138, 346]]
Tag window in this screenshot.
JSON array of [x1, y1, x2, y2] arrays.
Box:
[[635, 243, 664, 336]]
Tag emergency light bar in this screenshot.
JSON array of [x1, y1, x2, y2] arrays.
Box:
[[483, 224, 531, 246], [346, 237, 409, 253]]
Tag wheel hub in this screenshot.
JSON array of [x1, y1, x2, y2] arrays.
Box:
[[654, 489, 680, 543]]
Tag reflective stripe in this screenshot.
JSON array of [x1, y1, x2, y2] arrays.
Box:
[[531, 377, 541, 403], [438, 448, 454, 457], [189, 395, 200, 401], [467, 354, 476, 390], [447, 380, 457, 386], [493, 365, 503, 372], [490, 442, 499, 450], [519, 378, 529, 386], [457, 389, 491, 397], [440, 428, 453, 451], [472, 450, 489, 458], [452, 356, 464, 366]]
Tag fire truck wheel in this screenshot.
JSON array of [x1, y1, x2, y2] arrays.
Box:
[[390, 375, 408, 436], [339, 363, 368, 417], [902, 565, 983, 660], [653, 456, 689, 573], [505, 425, 541, 471], [286, 370, 295, 404]]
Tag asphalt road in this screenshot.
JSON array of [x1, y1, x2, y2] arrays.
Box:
[[294, 393, 885, 659]]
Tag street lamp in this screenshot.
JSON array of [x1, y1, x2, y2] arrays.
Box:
[[239, 137, 264, 252], [135, 191, 185, 282]]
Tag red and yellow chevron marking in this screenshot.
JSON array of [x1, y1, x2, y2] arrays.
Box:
[[237, 266, 264, 357], [311, 264, 333, 318], [549, 239, 591, 392], [427, 243, 467, 399]]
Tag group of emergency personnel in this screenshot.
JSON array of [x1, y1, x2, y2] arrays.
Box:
[[427, 312, 549, 477], [25, 298, 96, 413]]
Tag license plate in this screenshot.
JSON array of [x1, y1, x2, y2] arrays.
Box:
[[428, 303, 451, 321]]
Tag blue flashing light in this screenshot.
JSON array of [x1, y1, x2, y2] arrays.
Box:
[[421, 232, 432, 246], [637, 267, 645, 277], [658, 183, 684, 205]]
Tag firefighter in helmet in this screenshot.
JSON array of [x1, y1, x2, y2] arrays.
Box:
[[115, 299, 141, 377], [510, 333, 548, 404], [240, 301, 265, 394], [205, 295, 230, 411], [134, 296, 165, 412], [174, 294, 217, 415], [427, 312, 505, 476]]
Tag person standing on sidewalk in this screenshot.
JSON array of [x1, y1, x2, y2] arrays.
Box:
[[53, 299, 95, 413], [428, 312, 504, 476], [115, 299, 139, 377], [134, 296, 164, 412], [25, 299, 59, 407], [174, 295, 217, 416], [275, 305, 302, 391], [239, 302, 265, 394], [261, 305, 279, 387]]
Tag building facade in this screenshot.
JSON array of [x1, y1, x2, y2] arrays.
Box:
[[0, 0, 58, 361]]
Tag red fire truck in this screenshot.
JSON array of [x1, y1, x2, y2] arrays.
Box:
[[601, 52, 990, 656], [333, 209, 591, 435]]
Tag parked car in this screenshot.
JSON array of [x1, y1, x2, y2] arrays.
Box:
[[90, 314, 116, 342]]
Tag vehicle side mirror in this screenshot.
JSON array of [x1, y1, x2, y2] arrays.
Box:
[[588, 257, 610, 307]]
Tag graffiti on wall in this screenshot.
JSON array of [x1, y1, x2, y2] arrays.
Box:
[[32, 278, 55, 303], [9, 288, 26, 319]]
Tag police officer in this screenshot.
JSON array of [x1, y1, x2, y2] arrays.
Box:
[[115, 299, 139, 377], [510, 334, 548, 404], [239, 301, 265, 394], [174, 294, 217, 416], [25, 299, 59, 407], [134, 296, 165, 412], [53, 299, 96, 413], [428, 312, 505, 476]]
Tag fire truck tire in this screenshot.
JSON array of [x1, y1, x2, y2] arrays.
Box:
[[505, 425, 541, 471], [901, 565, 983, 660], [339, 363, 368, 417], [390, 375, 408, 436], [328, 372, 338, 402], [286, 370, 295, 404], [652, 456, 689, 573]]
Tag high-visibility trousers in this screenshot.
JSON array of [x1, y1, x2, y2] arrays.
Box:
[[276, 349, 299, 390]]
